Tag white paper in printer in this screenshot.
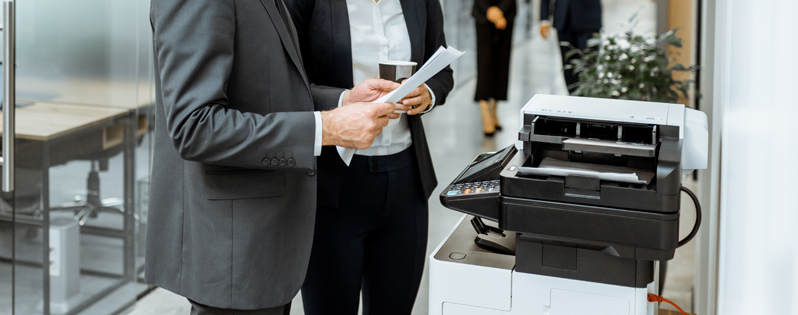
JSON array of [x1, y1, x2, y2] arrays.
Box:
[[337, 46, 465, 166], [516, 157, 655, 185]]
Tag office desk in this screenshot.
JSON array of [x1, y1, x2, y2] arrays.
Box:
[[19, 78, 152, 110], [1, 102, 130, 140], [0, 101, 139, 315]]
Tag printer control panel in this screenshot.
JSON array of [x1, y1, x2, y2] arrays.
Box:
[[445, 180, 500, 196]]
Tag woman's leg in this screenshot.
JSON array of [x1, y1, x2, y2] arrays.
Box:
[[302, 168, 388, 315], [361, 164, 429, 315]]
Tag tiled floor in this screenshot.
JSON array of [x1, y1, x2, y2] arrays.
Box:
[[123, 0, 696, 314]]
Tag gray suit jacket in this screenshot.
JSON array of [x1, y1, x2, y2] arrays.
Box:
[[146, 0, 342, 309]]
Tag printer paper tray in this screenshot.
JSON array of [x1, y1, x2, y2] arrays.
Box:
[[499, 196, 679, 260]]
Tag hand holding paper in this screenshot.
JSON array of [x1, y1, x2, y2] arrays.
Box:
[[321, 102, 396, 149], [344, 78, 402, 106], [394, 82, 432, 115], [336, 46, 465, 165]]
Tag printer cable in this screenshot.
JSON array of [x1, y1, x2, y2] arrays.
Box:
[[677, 185, 701, 248], [647, 293, 688, 315]]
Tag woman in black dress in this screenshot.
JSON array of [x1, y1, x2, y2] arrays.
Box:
[[473, 0, 516, 136]]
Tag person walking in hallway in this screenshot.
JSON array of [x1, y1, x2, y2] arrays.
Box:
[[540, 0, 602, 94], [285, 0, 454, 313], [473, 0, 516, 136], [146, 0, 402, 314]]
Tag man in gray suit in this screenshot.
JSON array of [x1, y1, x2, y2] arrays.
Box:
[[146, 0, 402, 314]]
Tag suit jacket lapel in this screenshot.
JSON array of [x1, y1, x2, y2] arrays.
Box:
[[330, 0, 355, 87], [399, 0, 424, 64], [259, 0, 309, 86]]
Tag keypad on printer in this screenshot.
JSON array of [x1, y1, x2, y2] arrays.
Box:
[[446, 180, 500, 196]]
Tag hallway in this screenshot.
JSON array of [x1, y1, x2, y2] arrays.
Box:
[[125, 0, 697, 314]]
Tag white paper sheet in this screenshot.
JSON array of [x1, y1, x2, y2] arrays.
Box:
[[337, 46, 465, 165], [514, 158, 655, 185]]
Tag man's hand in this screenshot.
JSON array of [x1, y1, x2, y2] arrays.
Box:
[[540, 20, 551, 39], [321, 102, 397, 149], [344, 78, 401, 105], [396, 82, 432, 115]]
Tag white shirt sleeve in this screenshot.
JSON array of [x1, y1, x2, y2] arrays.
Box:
[[421, 83, 436, 114], [313, 111, 323, 156], [314, 91, 347, 156]]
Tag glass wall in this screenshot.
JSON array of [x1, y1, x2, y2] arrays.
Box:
[[0, 0, 154, 313]]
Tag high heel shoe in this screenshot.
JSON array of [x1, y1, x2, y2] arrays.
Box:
[[480, 100, 495, 136], [489, 99, 502, 131]]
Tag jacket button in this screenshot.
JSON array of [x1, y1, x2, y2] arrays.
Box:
[[279, 158, 287, 166], [287, 158, 295, 166], [307, 169, 316, 176], [261, 158, 270, 165], [271, 158, 279, 166]]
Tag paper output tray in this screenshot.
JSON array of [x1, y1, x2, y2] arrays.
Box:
[[500, 162, 680, 214]]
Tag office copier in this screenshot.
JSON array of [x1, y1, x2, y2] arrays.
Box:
[[430, 94, 708, 315]]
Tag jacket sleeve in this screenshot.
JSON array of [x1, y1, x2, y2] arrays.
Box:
[[310, 85, 345, 111], [423, 0, 454, 109], [152, 0, 317, 171], [472, 0, 489, 23]]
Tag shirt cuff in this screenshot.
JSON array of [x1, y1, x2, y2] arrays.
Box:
[[422, 84, 436, 114], [313, 111, 323, 156], [338, 90, 348, 108]]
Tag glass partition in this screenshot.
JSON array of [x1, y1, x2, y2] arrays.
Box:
[[0, 0, 154, 314]]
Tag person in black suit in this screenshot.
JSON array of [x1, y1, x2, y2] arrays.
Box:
[[473, 0, 516, 136], [540, 0, 602, 94], [285, 0, 453, 313]]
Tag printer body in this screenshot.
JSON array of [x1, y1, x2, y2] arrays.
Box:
[[430, 95, 708, 315]]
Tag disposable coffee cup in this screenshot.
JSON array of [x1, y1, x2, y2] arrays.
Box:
[[379, 60, 417, 83]]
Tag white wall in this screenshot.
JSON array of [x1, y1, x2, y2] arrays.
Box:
[[715, 0, 798, 313]]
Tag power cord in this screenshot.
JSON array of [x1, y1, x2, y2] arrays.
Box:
[[677, 185, 701, 248], [648, 293, 688, 315]]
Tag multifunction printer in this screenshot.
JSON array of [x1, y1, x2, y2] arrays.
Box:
[[430, 94, 708, 315]]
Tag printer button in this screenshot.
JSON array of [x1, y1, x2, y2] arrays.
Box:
[[449, 252, 467, 260]]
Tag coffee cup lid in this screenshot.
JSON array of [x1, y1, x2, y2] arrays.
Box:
[[378, 60, 417, 66]]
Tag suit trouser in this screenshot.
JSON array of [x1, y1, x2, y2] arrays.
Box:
[[558, 28, 598, 94], [301, 148, 429, 315], [189, 300, 290, 315]]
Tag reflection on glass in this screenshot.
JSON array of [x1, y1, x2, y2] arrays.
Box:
[[3, 0, 154, 314]]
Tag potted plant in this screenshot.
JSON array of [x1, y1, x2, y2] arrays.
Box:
[[565, 28, 696, 102]]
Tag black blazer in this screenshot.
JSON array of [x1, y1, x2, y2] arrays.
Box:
[[286, 0, 454, 207], [541, 0, 602, 33]]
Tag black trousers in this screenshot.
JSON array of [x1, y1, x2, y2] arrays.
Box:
[[189, 300, 290, 315], [301, 148, 429, 315], [557, 27, 597, 94]]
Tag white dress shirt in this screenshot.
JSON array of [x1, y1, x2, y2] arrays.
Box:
[[346, 0, 434, 156]]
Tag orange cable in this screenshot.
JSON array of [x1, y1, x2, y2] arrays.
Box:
[[647, 293, 688, 315]]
